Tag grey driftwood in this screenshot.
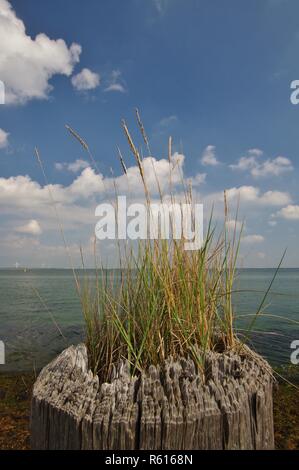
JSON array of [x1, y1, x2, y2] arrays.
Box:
[[31, 343, 274, 449]]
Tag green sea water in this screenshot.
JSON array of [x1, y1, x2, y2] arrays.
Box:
[[0, 268, 298, 372]]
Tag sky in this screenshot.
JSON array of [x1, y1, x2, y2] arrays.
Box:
[[1, 0, 299, 267]]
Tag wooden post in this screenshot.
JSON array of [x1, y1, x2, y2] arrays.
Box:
[[31, 343, 274, 449]]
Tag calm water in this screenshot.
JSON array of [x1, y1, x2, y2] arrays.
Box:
[[0, 268, 298, 372]]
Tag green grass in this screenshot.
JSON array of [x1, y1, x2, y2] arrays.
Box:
[[64, 112, 246, 383], [33, 111, 294, 388]]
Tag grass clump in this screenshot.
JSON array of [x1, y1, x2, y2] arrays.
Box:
[[68, 112, 243, 384]]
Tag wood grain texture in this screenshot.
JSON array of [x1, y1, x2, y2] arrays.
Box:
[[31, 344, 274, 449]]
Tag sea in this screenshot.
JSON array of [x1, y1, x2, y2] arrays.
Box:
[[0, 268, 298, 373]]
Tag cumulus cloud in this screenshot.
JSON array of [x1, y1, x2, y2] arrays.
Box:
[[247, 148, 264, 157], [90, 152, 186, 195], [0, 171, 104, 208], [104, 70, 126, 93], [190, 173, 206, 186], [252, 156, 293, 177], [71, 68, 100, 91], [0, 148, 294, 266], [242, 234, 265, 244], [0, 174, 71, 208], [105, 83, 125, 93], [230, 148, 263, 171], [230, 148, 293, 177], [69, 167, 105, 198], [0, 0, 81, 104], [224, 185, 291, 206], [0, 153, 187, 210], [16, 219, 42, 235], [55, 159, 89, 173], [0, 153, 191, 266], [201, 145, 219, 166], [0, 128, 9, 148], [275, 205, 299, 220]]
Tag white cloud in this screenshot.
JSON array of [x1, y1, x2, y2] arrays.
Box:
[[104, 70, 126, 93], [275, 205, 299, 220], [16, 219, 42, 235], [0, 128, 9, 148], [105, 83, 125, 93], [0, 148, 294, 267], [259, 190, 291, 206], [0, 152, 189, 267], [190, 173, 206, 186], [106, 152, 186, 194], [252, 156, 293, 177], [247, 148, 264, 157], [69, 167, 105, 198], [201, 145, 219, 166], [55, 159, 89, 173], [0, 153, 187, 211], [71, 68, 100, 91], [230, 156, 258, 172], [0, 0, 81, 104], [242, 234, 264, 244], [230, 149, 293, 177], [224, 186, 291, 206], [0, 174, 71, 208]]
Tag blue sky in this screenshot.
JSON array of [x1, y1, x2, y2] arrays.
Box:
[[0, 0, 299, 267]]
